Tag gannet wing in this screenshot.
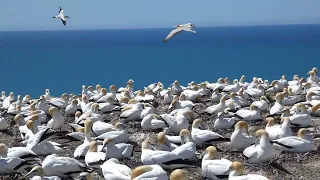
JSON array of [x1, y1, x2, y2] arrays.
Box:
[[60, 18, 66, 26], [162, 28, 183, 43], [59, 7, 63, 14]]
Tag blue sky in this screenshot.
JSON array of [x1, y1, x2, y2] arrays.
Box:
[[1, 0, 320, 31]]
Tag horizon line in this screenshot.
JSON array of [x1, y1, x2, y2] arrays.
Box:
[[1, 22, 320, 33]]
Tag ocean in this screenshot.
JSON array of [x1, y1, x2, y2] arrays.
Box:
[[0, 24, 320, 98]]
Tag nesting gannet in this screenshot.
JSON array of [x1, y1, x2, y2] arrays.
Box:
[[211, 88, 222, 103], [234, 104, 261, 122], [140, 103, 155, 119], [23, 165, 61, 180], [47, 93, 68, 109], [120, 103, 143, 121], [168, 99, 194, 111], [272, 128, 315, 152], [41, 154, 93, 178], [76, 103, 101, 124], [282, 88, 302, 106], [230, 121, 255, 151], [214, 112, 235, 130], [131, 164, 167, 180], [140, 140, 194, 169], [0, 156, 33, 173], [94, 123, 128, 143], [191, 119, 229, 145], [169, 169, 188, 180], [85, 141, 106, 168], [202, 146, 232, 180], [171, 129, 196, 160], [266, 80, 284, 93], [205, 95, 228, 115], [163, 23, 196, 43], [0, 144, 38, 163], [100, 138, 133, 159], [3, 92, 14, 110], [100, 158, 131, 180], [289, 103, 311, 127], [53, 6, 70, 26], [158, 132, 179, 151], [160, 110, 192, 134], [270, 92, 284, 115], [46, 107, 65, 131], [74, 118, 93, 159], [244, 84, 265, 98], [251, 96, 269, 111], [228, 161, 269, 180], [36, 95, 50, 114], [98, 97, 121, 113], [0, 115, 8, 130], [141, 114, 166, 131], [312, 102, 320, 116], [242, 129, 274, 164], [222, 79, 241, 93], [170, 80, 184, 95], [264, 117, 292, 141], [89, 88, 107, 102], [65, 99, 78, 116]]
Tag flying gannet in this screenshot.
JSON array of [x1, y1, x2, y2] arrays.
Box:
[[53, 6, 70, 26], [163, 23, 196, 43]]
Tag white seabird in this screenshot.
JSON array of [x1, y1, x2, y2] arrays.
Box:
[[163, 23, 196, 43], [53, 6, 70, 26]]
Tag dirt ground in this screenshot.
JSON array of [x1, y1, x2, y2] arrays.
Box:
[[0, 93, 320, 180]]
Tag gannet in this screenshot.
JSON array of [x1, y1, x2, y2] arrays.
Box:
[[163, 23, 196, 43], [89, 88, 107, 102], [74, 118, 93, 159], [140, 103, 155, 119], [100, 138, 133, 159], [234, 104, 261, 122], [214, 112, 235, 130], [272, 128, 315, 152], [47, 93, 68, 109], [279, 75, 289, 86], [100, 158, 131, 180], [131, 165, 167, 180], [160, 110, 192, 134], [222, 79, 241, 93], [141, 114, 166, 131], [230, 121, 255, 151], [158, 132, 179, 151], [46, 107, 65, 131], [312, 102, 320, 116], [65, 99, 78, 116], [85, 140, 106, 168], [170, 80, 184, 95], [270, 92, 284, 115], [41, 154, 93, 178], [251, 96, 269, 111], [140, 140, 194, 169], [266, 80, 284, 93], [242, 129, 274, 164], [205, 94, 228, 115], [52, 6, 70, 26], [264, 117, 291, 141], [94, 123, 128, 143], [289, 103, 311, 127], [202, 146, 232, 180], [98, 97, 121, 113], [244, 84, 265, 98], [229, 161, 269, 180], [0, 156, 33, 174], [211, 88, 222, 103], [120, 103, 143, 121], [168, 99, 194, 111], [0, 144, 38, 163], [23, 165, 62, 180], [191, 119, 229, 145], [169, 169, 188, 180], [171, 129, 196, 160]]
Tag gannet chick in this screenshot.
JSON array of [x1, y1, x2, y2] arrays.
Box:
[[202, 146, 232, 180], [230, 121, 255, 151], [251, 96, 269, 111], [23, 165, 61, 180], [95, 123, 128, 143], [270, 92, 284, 115], [140, 140, 194, 169], [242, 129, 274, 164], [272, 128, 315, 152], [265, 117, 292, 141], [234, 104, 261, 122], [171, 80, 184, 95], [205, 95, 228, 115], [158, 132, 179, 151], [141, 114, 166, 131], [131, 165, 167, 180], [100, 158, 131, 180], [191, 119, 229, 145], [85, 140, 106, 168], [169, 169, 188, 180], [100, 138, 133, 159], [171, 129, 196, 160], [160, 110, 192, 134], [214, 112, 235, 130], [289, 103, 311, 127], [229, 161, 269, 180]]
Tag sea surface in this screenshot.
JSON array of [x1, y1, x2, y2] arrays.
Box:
[[0, 24, 320, 97]]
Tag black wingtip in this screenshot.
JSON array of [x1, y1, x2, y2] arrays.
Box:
[[270, 140, 294, 149], [269, 161, 293, 175]]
